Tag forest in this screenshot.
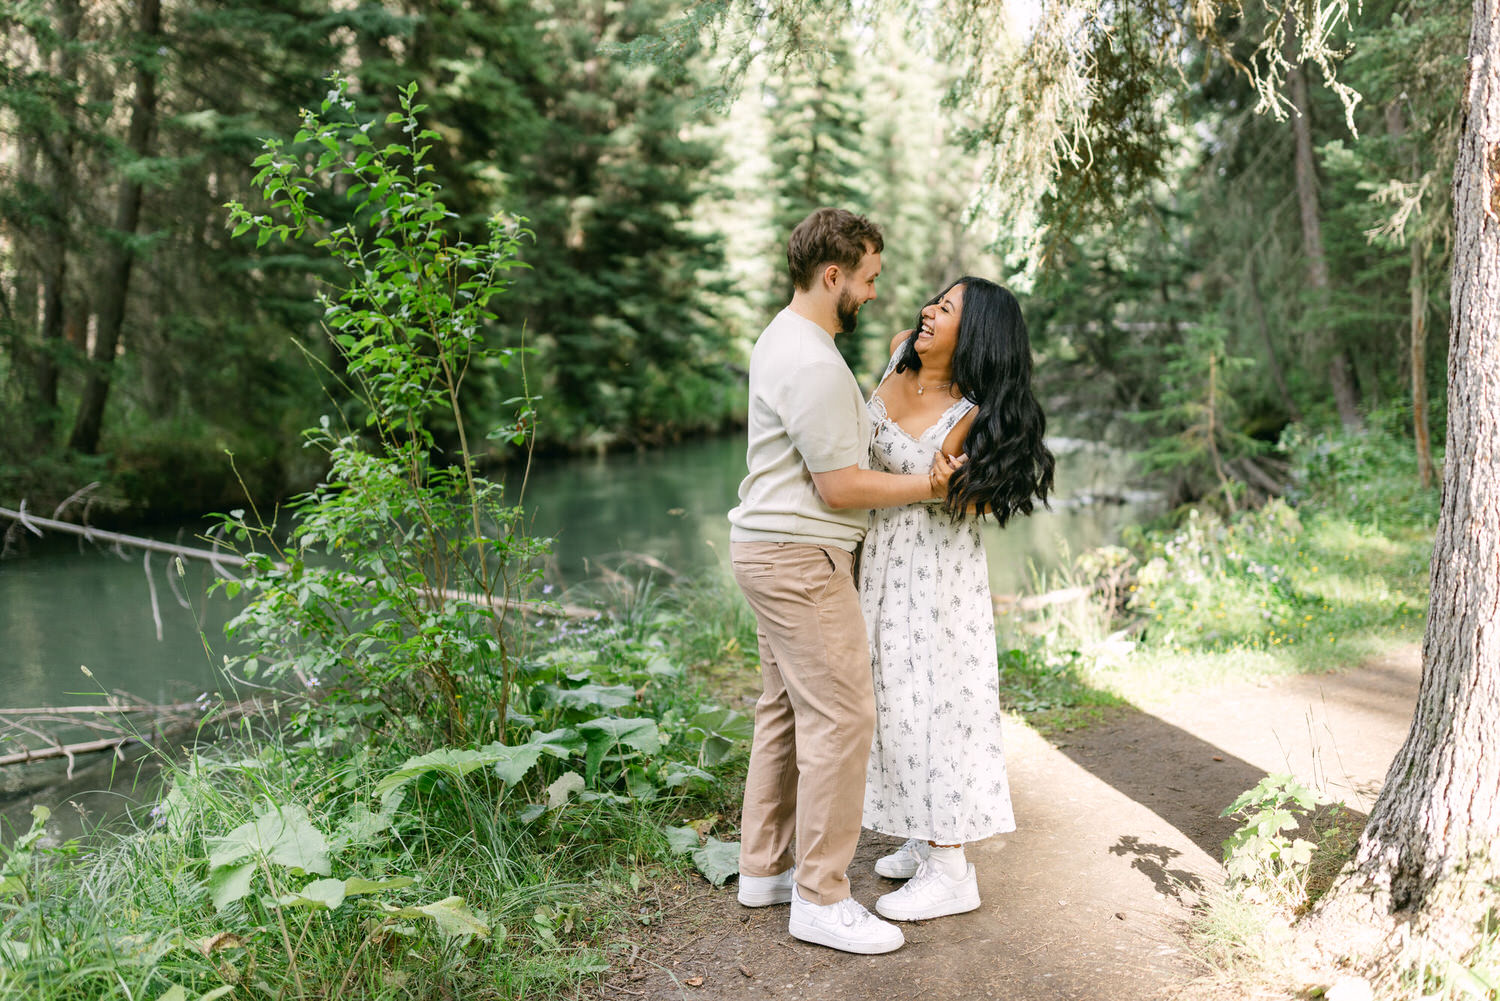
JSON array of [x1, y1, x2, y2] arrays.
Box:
[[0, 0, 1462, 519]]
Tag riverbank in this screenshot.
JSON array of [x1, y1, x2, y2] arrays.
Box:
[[0, 417, 1442, 999]]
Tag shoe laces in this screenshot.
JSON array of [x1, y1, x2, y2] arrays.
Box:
[[905, 858, 948, 890], [833, 896, 876, 928]]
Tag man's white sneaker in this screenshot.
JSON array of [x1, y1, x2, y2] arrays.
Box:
[[874, 838, 930, 879], [874, 860, 981, 921], [737, 867, 795, 907], [789, 888, 905, 954]]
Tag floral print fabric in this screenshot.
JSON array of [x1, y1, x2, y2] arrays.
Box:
[[860, 352, 1016, 844]]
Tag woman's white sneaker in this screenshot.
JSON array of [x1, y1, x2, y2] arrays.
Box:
[[874, 838, 930, 879], [874, 859, 981, 921], [737, 867, 795, 907], [789, 888, 905, 953]]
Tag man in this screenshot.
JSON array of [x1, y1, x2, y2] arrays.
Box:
[[728, 207, 958, 954]]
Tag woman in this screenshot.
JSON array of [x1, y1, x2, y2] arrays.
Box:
[[860, 276, 1055, 922]]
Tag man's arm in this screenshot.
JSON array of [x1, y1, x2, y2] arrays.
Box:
[[810, 452, 963, 510]]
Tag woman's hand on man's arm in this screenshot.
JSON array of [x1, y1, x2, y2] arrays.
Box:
[[809, 452, 965, 510]]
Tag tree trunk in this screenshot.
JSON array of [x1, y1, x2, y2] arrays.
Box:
[[1287, 32, 1362, 428], [1245, 254, 1301, 421], [36, 0, 85, 448], [67, 0, 161, 455], [1386, 100, 1438, 489], [1410, 241, 1437, 489], [1304, 0, 1500, 967]]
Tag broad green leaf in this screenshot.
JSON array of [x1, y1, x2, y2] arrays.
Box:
[[692, 837, 740, 887], [206, 861, 256, 911], [15, 806, 50, 851], [578, 717, 660, 781], [344, 875, 415, 896], [156, 986, 188, 1001], [643, 650, 680, 677], [331, 806, 391, 850], [546, 771, 585, 809], [491, 744, 546, 785], [542, 683, 635, 711], [690, 707, 754, 742], [527, 727, 585, 758], [1286, 838, 1316, 867], [207, 806, 330, 875], [664, 825, 700, 855], [379, 896, 490, 940], [277, 877, 347, 910], [663, 762, 716, 788], [375, 746, 499, 797]]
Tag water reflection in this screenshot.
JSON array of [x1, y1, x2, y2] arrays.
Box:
[[0, 434, 1154, 709], [514, 434, 1157, 598]]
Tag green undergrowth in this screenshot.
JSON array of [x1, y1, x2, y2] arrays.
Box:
[[996, 411, 1437, 729], [0, 83, 755, 1001], [0, 592, 751, 1001]]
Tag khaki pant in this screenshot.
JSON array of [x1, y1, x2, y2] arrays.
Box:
[[732, 541, 874, 905]]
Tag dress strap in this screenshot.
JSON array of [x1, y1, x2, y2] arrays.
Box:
[[878, 342, 905, 382], [934, 397, 977, 439]]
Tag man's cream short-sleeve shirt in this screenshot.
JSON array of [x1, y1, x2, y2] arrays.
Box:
[[728, 308, 871, 551]]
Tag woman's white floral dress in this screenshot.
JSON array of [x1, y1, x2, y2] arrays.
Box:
[[860, 351, 1016, 844]]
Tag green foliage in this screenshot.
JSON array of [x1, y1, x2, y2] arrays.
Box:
[[1130, 323, 1266, 510], [994, 644, 1124, 734], [1283, 404, 1445, 529], [764, 39, 872, 372], [995, 415, 1436, 711], [0, 577, 755, 998], [0, 806, 53, 900], [1219, 774, 1333, 910], [219, 78, 544, 743]]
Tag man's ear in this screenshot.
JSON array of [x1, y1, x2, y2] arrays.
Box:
[[820, 263, 841, 291]]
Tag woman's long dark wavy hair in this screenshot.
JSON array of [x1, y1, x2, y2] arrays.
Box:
[[896, 276, 1055, 525]]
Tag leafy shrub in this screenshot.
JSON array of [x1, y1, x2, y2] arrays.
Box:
[[218, 78, 546, 746]]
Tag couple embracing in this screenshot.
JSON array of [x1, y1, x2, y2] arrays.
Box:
[[727, 208, 1055, 954]]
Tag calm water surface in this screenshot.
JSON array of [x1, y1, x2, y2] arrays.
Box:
[[0, 435, 1154, 710]]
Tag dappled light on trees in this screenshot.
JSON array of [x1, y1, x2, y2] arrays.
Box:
[[1304, 0, 1500, 972]]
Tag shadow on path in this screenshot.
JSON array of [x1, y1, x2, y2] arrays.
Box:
[[1049, 705, 1277, 859]]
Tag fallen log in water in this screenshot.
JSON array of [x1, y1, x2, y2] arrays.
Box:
[[0, 735, 138, 770], [0, 505, 599, 619], [0, 698, 266, 782], [0, 702, 204, 717]]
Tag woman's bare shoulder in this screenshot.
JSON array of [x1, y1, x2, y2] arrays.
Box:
[[888, 330, 911, 357]]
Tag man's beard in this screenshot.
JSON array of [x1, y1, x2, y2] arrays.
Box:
[[836, 289, 862, 334]]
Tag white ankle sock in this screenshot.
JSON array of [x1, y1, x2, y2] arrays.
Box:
[[927, 844, 967, 880]]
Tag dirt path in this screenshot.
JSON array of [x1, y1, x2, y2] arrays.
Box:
[[603, 645, 1422, 1001]]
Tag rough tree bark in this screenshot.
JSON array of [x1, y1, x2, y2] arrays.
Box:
[[1304, 0, 1500, 971], [1245, 254, 1301, 421], [1409, 241, 1437, 490], [1286, 24, 1363, 429], [36, 0, 84, 447], [66, 0, 161, 455], [1385, 99, 1438, 490]]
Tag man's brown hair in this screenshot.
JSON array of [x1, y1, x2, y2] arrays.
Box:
[[786, 208, 884, 292]]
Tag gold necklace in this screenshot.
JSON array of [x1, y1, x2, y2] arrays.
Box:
[[916, 379, 953, 396]]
